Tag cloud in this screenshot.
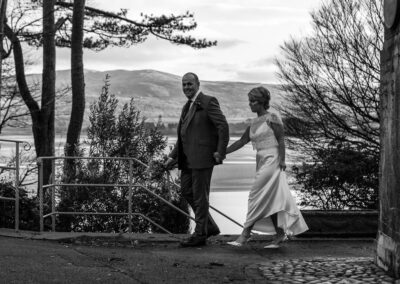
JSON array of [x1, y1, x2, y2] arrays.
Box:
[[217, 39, 247, 49], [248, 57, 276, 68], [26, 0, 322, 84], [234, 69, 277, 84]]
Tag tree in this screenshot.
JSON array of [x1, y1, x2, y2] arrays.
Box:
[[64, 0, 85, 176], [4, 1, 216, 196], [275, 0, 382, 209], [57, 77, 189, 233], [3, 1, 55, 191], [39, 0, 56, 193]]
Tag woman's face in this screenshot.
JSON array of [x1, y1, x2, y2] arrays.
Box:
[[248, 94, 262, 112]]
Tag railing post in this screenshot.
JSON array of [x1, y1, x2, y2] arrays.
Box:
[[128, 160, 133, 234], [38, 158, 44, 232], [51, 159, 56, 232], [15, 142, 20, 232]]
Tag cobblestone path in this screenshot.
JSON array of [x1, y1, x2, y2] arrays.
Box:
[[258, 257, 396, 284]]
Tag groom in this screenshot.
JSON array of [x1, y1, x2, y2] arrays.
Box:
[[164, 72, 229, 247]]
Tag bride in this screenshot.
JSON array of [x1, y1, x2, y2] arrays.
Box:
[[226, 86, 308, 248]]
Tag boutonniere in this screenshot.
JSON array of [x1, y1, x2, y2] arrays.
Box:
[[194, 101, 203, 110]]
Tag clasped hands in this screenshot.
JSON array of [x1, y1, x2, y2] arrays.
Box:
[[163, 152, 223, 170], [213, 152, 222, 164]]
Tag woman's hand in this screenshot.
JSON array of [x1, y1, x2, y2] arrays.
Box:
[[279, 160, 286, 171]]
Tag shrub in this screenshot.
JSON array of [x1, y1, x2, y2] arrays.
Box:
[[292, 140, 378, 210], [0, 181, 39, 230]]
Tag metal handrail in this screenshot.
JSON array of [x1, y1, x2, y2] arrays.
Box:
[[38, 156, 192, 233], [38, 155, 243, 234], [0, 138, 30, 232], [163, 172, 244, 229]]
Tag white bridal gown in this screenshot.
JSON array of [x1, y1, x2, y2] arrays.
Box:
[[244, 112, 308, 236]]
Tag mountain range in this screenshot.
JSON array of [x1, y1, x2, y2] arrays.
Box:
[[26, 69, 287, 130]]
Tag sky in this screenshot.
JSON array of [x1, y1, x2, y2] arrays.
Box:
[[28, 0, 323, 84]]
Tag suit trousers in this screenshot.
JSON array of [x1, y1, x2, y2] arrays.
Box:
[[181, 167, 219, 236]]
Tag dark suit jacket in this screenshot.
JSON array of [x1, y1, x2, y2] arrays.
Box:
[[169, 92, 229, 169]]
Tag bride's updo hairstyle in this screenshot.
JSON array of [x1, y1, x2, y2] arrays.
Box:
[[248, 86, 271, 110]]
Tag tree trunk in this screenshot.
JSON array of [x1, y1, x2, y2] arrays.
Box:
[[40, 0, 56, 188], [5, 21, 54, 195], [64, 0, 86, 178]]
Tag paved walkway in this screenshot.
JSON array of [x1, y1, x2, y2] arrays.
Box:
[[0, 229, 397, 283], [258, 257, 394, 284]]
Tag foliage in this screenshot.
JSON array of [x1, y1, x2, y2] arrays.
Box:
[[293, 141, 379, 210], [57, 77, 190, 233], [276, 0, 382, 209], [7, 1, 216, 51], [0, 180, 39, 230]]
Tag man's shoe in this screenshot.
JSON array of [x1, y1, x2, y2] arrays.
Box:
[[206, 228, 220, 238], [180, 235, 206, 247]]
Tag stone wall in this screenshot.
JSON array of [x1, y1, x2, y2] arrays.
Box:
[[377, 23, 400, 279], [301, 210, 378, 238]]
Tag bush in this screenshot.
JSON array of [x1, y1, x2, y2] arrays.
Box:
[[0, 181, 39, 230], [292, 140, 379, 210]]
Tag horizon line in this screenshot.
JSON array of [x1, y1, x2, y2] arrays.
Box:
[[26, 68, 280, 85]]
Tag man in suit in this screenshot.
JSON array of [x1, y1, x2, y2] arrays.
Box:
[[164, 72, 229, 247]]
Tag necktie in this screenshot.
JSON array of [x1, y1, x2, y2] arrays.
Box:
[[182, 99, 192, 120]]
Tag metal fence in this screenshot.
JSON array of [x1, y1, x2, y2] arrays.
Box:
[[38, 156, 242, 234], [0, 138, 30, 232]]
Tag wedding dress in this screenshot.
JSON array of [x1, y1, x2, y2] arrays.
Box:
[[243, 112, 308, 236]]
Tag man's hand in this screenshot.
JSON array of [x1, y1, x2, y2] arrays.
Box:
[[213, 152, 222, 164], [163, 156, 176, 170]]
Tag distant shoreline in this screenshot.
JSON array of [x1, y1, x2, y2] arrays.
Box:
[[1, 123, 250, 137]]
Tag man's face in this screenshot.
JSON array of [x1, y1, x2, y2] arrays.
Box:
[[182, 74, 200, 99]]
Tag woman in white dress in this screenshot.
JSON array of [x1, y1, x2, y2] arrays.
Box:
[[226, 86, 308, 248]]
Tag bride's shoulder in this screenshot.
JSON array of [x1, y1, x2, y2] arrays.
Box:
[[265, 111, 283, 125]]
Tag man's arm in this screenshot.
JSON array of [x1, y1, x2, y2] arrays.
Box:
[[207, 97, 229, 160]]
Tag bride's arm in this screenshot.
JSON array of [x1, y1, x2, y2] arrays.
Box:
[[270, 121, 286, 170], [226, 126, 250, 154]]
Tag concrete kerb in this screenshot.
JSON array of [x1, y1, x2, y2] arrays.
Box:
[[0, 228, 376, 244], [0, 228, 183, 243]]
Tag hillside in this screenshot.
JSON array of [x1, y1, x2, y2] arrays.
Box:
[[25, 69, 287, 129]]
